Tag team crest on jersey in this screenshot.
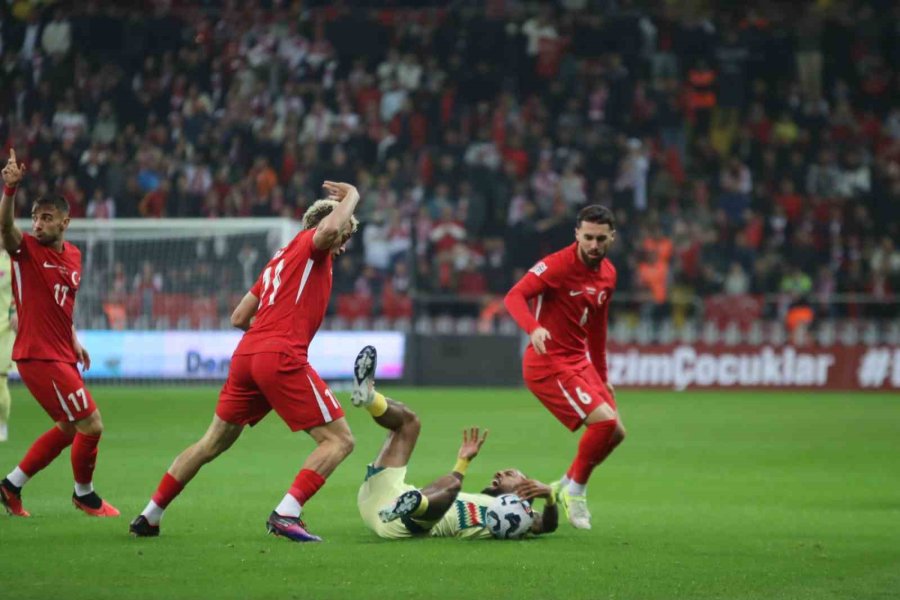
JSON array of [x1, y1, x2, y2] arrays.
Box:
[[71, 271, 80, 287], [530, 261, 548, 276], [597, 290, 608, 305]]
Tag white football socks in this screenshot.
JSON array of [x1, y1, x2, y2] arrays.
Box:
[[141, 500, 164, 526], [567, 481, 587, 496], [275, 493, 302, 518], [7, 466, 29, 488], [74, 481, 94, 496], [559, 475, 571, 487]]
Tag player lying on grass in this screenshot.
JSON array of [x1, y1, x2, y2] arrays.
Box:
[[351, 345, 557, 540], [130, 182, 362, 542]]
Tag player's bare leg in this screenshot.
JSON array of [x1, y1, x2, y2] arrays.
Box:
[[379, 426, 487, 525], [351, 345, 471, 524], [2, 408, 118, 518], [266, 418, 354, 542], [167, 416, 244, 483], [59, 409, 120, 517], [131, 416, 243, 536], [266, 417, 354, 543], [556, 402, 626, 530], [2, 422, 73, 517]]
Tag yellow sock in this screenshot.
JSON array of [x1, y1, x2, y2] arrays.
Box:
[[453, 458, 470, 476], [411, 492, 430, 517], [367, 392, 388, 417]]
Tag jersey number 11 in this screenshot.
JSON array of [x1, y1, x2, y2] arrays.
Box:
[[259, 259, 286, 307]]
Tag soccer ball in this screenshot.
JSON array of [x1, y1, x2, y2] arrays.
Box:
[[485, 494, 534, 540]]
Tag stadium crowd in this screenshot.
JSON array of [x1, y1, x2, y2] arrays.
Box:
[[0, 0, 898, 327]]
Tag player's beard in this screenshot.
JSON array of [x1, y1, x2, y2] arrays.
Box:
[[579, 247, 605, 267], [34, 231, 54, 245]]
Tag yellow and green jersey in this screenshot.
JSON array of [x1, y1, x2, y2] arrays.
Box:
[[0, 250, 12, 333], [429, 492, 494, 540]]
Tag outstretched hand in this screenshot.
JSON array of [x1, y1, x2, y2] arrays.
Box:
[[458, 427, 488, 461], [322, 181, 360, 204], [2, 148, 25, 187]]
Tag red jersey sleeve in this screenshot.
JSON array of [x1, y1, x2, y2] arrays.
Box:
[[504, 256, 565, 335]]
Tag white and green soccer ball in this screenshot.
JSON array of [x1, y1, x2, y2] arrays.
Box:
[[485, 494, 534, 540]]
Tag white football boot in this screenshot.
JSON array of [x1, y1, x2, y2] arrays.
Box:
[[351, 345, 377, 408], [560, 488, 592, 530]]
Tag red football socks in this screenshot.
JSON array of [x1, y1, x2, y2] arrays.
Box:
[[19, 426, 75, 477], [567, 419, 619, 485], [151, 472, 185, 509], [288, 469, 326, 505], [71, 433, 101, 485]]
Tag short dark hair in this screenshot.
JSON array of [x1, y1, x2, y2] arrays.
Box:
[[576, 204, 615, 229], [34, 194, 70, 214]]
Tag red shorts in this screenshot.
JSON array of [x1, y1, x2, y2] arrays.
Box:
[[523, 360, 615, 432], [216, 352, 344, 432], [17, 359, 96, 423]]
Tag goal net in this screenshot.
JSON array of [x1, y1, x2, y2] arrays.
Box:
[[10, 218, 407, 384]]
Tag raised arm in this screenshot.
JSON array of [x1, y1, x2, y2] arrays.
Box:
[[313, 181, 361, 250], [1, 149, 25, 253]]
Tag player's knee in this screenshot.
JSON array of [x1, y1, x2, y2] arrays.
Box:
[[388, 400, 420, 435], [75, 412, 104, 436], [612, 422, 627, 446], [336, 430, 355, 458], [400, 410, 421, 438]]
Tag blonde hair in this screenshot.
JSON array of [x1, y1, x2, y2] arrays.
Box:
[[302, 199, 359, 233]]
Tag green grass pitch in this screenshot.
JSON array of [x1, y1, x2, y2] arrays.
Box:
[[1, 385, 898, 600]]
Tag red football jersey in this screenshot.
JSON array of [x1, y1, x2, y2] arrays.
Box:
[[505, 243, 617, 379], [233, 228, 332, 361], [10, 234, 81, 363]]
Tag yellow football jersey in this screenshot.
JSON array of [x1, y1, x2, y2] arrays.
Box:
[[0, 250, 12, 332], [429, 492, 494, 540]]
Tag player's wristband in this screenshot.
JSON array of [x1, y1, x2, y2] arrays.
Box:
[[453, 458, 470, 476], [545, 493, 557, 507], [3, 185, 18, 197]]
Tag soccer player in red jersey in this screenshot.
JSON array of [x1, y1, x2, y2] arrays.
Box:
[[0, 149, 119, 518], [503, 205, 625, 530], [130, 181, 361, 542]]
